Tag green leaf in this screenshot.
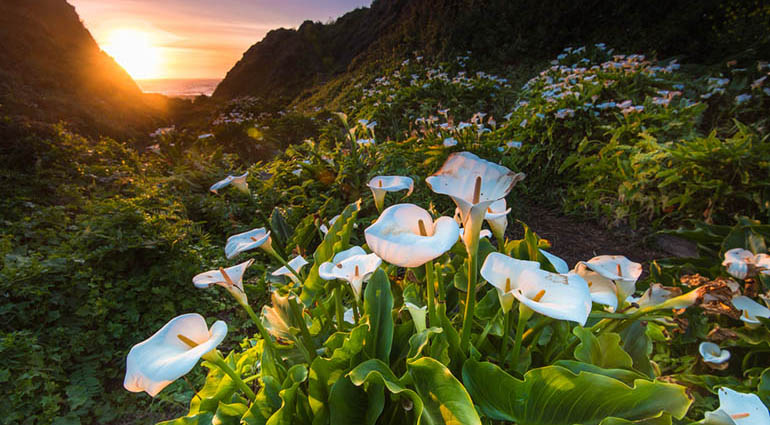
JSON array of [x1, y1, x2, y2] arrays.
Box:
[[301, 201, 361, 304], [599, 414, 673, 425], [308, 357, 346, 425], [214, 401, 249, 425], [759, 367, 770, 407], [266, 365, 308, 425], [190, 360, 237, 414], [242, 376, 282, 425], [156, 413, 215, 425], [407, 357, 482, 425], [349, 359, 425, 425], [364, 269, 394, 362], [553, 360, 648, 387], [462, 360, 692, 424], [574, 327, 633, 370], [620, 322, 655, 378], [329, 375, 383, 425]]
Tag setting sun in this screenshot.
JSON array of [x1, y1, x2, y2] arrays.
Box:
[[102, 28, 162, 79]]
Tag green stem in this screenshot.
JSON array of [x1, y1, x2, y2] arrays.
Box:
[[475, 309, 500, 348], [500, 308, 513, 365], [510, 306, 528, 368], [425, 261, 437, 327], [288, 297, 317, 361], [460, 248, 478, 353], [522, 317, 552, 345], [206, 352, 256, 401], [240, 302, 277, 353], [334, 286, 345, 330]]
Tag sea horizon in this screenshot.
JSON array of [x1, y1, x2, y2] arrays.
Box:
[[136, 78, 221, 98]]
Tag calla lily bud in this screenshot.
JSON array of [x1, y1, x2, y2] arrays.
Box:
[[192, 259, 254, 304], [699, 342, 730, 369], [318, 246, 382, 301], [124, 313, 227, 397]]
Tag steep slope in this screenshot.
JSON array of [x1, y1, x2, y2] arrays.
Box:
[[0, 0, 166, 137], [214, 0, 770, 105]]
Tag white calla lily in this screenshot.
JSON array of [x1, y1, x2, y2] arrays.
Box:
[[272, 255, 309, 284], [225, 228, 272, 259], [574, 255, 642, 309], [722, 248, 770, 279], [367, 175, 414, 212], [192, 259, 253, 304], [124, 313, 227, 396], [732, 295, 770, 327], [425, 152, 524, 252], [699, 342, 731, 365], [539, 249, 569, 274], [458, 228, 492, 240], [262, 292, 293, 340], [318, 246, 382, 300], [209, 172, 249, 194], [480, 252, 592, 324], [485, 199, 510, 243], [704, 387, 770, 425], [364, 203, 460, 268]]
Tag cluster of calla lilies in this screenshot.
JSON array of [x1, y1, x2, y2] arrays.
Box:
[[124, 151, 769, 424]]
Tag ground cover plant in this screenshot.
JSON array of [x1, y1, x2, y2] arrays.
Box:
[[2, 44, 770, 424]]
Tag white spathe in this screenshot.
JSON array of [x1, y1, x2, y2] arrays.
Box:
[[425, 152, 524, 251], [485, 199, 510, 242], [481, 252, 592, 324], [574, 255, 642, 307], [192, 259, 254, 303], [405, 302, 427, 333], [225, 228, 271, 259], [732, 295, 770, 327], [539, 249, 569, 274], [318, 246, 382, 300], [365, 203, 460, 268], [124, 313, 227, 397], [722, 248, 770, 279], [210, 172, 249, 194], [367, 175, 414, 211], [703, 387, 770, 425], [272, 255, 309, 283], [699, 342, 730, 364]]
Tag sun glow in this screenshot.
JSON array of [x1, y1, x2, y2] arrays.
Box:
[[102, 28, 162, 79]]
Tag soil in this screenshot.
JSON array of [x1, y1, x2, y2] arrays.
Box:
[[509, 203, 668, 272]]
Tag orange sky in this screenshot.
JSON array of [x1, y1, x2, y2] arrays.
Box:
[[70, 0, 370, 79]]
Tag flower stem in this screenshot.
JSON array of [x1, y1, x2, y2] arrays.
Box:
[[334, 285, 345, 330], [500, 308, 513, 365], [475, 309, 500, 348], [460, 246, 478, 353], [510, 306, 529, 368], [206, 352, 256, 401], [425, 261, 437, 327], [240, 302, 277, 354]]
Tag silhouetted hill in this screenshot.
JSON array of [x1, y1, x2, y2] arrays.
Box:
[[214, 0, 769, 105], [0, 0, 166, 137]]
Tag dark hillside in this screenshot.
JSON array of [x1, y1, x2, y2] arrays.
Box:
[[0, 0, 166, 137], [214, 0, 770, 105]]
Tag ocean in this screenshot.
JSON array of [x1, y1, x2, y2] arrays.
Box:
[[136, 78, 221, 98]]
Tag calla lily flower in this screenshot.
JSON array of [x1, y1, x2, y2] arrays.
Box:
[[458, 228, 492, 241], [722, 248, 770, 279], [225, 228, 271, 259], [318, 246, 382, 300], [405, 302, 427, 333], [364, 203, 460, 268], [262, 292, 294, 340], [704, 387, 770, 425], [732, 295, 770, 328], [124, 313, 227, 397], [192, 259, 254, 304], [574, 255, 642, 309], [541, 250, 618, 312], [272, 255, 309, 284], [484, 199, 510, 242], [367, 175, 414, 212], [426, 152, 524, 251], [210, 172, 249, 194], [480, 252, 592, 324], [699, 342, 730, 366], [320, 214, 358, 235]]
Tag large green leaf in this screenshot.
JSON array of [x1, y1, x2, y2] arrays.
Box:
[[462, 360, 692, 425], [301, 201, 361, 304], [266, 365, 308, 425], [620, 322, 655, 378], [328, 375, 383, 425], [408, 357, 482, 425], [364, 269, 394, 362], [156, 413, 214, 425], [573, 327, 633, 370], [349, 359, 425, 424], [242, 376, 282, 425], [759, 367, 770, 407]]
